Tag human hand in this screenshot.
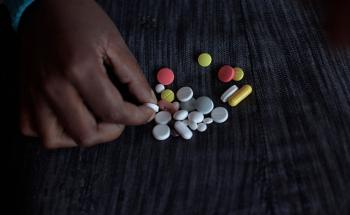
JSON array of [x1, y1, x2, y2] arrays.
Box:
[[19, 0, 157, 149]]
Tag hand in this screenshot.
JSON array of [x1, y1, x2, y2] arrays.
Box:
[[19, 0, 157, 149]]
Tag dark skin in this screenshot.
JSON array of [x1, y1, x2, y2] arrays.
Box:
[[14, 0, 350, 149]]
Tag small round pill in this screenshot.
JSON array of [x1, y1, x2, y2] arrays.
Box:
[[152, 124, 170, 140], [157, 67, 174, 85], [161, 89, 175, 103], [220, 85, 239, 103], [233, 67, 244, 81], [197, 123, 207, 132], [144, 103, 159, 112], [228, 84, 252, 107], [180, 98, 196, 111], [188, 121, 198, 131], [173, 110, 189, 121], [174, 121, 193, 140], [203, 117, 213, 124], [155, 111, 172, 124], [211, 107, 228, 123], [176, 87, 193, 102], [198, 53, 212, 67], [188, 111, 204, 123], [155, 84, 165, 94], [195, 96, 214, 114], [218, 65, 235, 83]]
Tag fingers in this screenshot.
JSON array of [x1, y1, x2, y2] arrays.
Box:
[[68, 58, 156, 125], [19, 104, 39, 137], [40, 76, 126, 146], [106, 29, 157, 104]]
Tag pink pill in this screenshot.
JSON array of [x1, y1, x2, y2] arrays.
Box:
[[158, 100, 179, 114], [157, 67, 174, 85], [218, 65, 235, 83]]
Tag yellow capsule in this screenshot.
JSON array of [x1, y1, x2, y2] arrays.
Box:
[[233, 67, 244, 81], [161, 89, 175, 103], [228, 85, 252, 107]]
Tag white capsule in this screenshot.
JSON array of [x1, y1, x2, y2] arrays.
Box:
[[155, 111, 172, 124], [144, 103, 159, 112], [173, 110, 188, 121], [188, 111, 204, 123], [155, 84, 165, 94], [152, 124, 170, 140], [203, 117, 213, 124], [174, 121, 193, 140], [188, 121, 198, 130], [197, 123, 207, 132], [176, 86, 193, 102], [220, 85, 238, 103]]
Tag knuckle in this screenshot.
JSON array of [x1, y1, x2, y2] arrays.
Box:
[[75, 131, 96, 147]]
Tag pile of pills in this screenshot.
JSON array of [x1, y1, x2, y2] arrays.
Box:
[[147, 53, 253, 141]]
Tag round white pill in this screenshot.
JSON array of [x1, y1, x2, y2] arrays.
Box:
[[188, 111, 204, 123], [180, 98, 196, 111], [173, 110, 188, 121], [195, 96, 214, 114], [152, 124, 170, 140], [174, 121, 193, 140], [144, 103, 159, 112], [176, 87, 193, 102], [155, 111, 172, 124], [220, 85, 238, 103], [197, 123, 207, 132], [211, 107, 229, 123], [155, 84, 165, 94], [203, 117, 213, 124], [188, 121, 198, 131]]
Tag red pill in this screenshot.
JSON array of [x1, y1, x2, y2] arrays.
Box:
[[218, 65, 235, 83], [158, 100, 179, 114], [157, 67, 174, 85]]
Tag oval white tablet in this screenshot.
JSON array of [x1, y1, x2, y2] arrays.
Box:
[[155, 111, 172, 124], [155, 84, 165, 94], [174, 121, 193, 140], [176, 87, 193, 102], [221, 85, 238, 103], [188, 111, 204, 123], [211, 107, 229, 123], [152, 124, 170, 140], [197, 123, 207, 132], [173, 110, 188, 121], [203, 117, 213, 124], [144, 103, 159, 112]]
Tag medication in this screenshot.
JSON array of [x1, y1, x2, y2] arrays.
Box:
[[172, 101, 180, 111], [155, 84, 165, 93], [161, 89, 175, 103], [198, 53, 212, 67], [188, 111, 204, 123], [173, 110, 189, 121], [203, 117, 213, 124], [189, 121, 198, 130], [220, 85, 238, 103], [174, 121, 193, 140], [197, 123, 207, 132], [158, 100, 178, 113], [155, 111, 172, 124], [233, 67, 244, 81], [157, 67, 174, 85], [152, 124, 170, 140], [144, 103, 159, 112], [195, 96, 214, 114], [176, 87, 193, 102], [180, 98, 196, 111], [218, 65, 235, 83], [228, 84, 252, 107], [211, 107, 228, 123]]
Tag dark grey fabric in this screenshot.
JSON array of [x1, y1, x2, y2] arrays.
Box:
[[6, 0, 350, 214]]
